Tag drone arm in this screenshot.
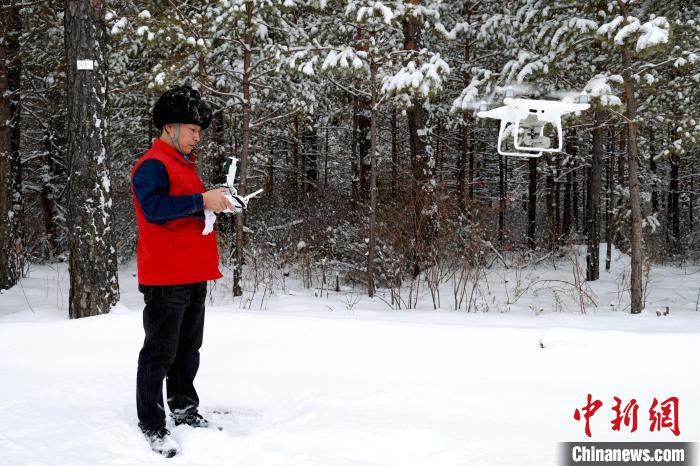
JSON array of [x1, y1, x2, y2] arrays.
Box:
[[556, 118, 563, 152]]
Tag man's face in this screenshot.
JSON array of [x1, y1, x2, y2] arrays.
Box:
[[165, 123, 201, 154]]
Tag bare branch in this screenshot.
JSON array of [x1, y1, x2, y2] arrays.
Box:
[[251, 109, 299, 129], [327, 77, 371, 98]]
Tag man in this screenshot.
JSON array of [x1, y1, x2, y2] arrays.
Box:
[[131, 85, 234, 458]]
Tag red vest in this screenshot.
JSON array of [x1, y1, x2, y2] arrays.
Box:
[[131, 139, 222, 285]]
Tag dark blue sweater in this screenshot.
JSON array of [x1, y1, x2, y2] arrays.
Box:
[[132, 159, 205, 224]]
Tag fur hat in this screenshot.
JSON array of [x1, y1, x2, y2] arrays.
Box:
[[153, 85, 212, 131]]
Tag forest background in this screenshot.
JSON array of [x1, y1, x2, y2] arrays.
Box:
[[1, 0, 699, 318]]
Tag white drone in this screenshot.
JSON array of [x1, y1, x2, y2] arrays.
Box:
[[477, 95, 590, 158]]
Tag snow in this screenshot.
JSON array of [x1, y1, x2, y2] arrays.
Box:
[[450, 85, 480, 112], [321, 48, 362, 71], [597, 16, 625, 37], [351, 2, 394, 25], [301, 60, 315, 76], [583, 74, 624, 107], [635, 17, 670, 52], [110, 17, 127, 35], [675, 57, 688, 67], [551, 18, 597, 48], [101, 172, 111, 194], [374, 2, 393, 24], [642, 214, 660, 233], [154, 72, 166, 86], [600, 15, 669, 52], [382, 55, 450, 98], [1, 245, 699, 465]]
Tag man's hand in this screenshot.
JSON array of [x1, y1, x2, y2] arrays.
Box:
[[202, 188, 235, 213]]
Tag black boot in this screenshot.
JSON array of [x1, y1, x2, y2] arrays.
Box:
[[141, 426, 181, 458], [171, 409, 209, 428]]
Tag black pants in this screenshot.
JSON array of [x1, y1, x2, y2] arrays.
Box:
[[136, 281, 207, 430]]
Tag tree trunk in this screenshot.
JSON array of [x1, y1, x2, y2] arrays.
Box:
[[324, 125, 329, 190], [233, 1, 253, 297], [668, 155, 680, 255], [649, 128, 658, 212], [64, 0, 119, 317], [210, 111, 227, 185], [436, 118, 443, 184], [546, 156, 556, 250], [618, 125, 626, 184], [358, 96, 371, 203], [0, 3, 23, 290], [300, 121, 307, 192], [457, 113, 469, 202], [8, 1, 23, 273], [498, 151, 505, 245], [40, 122, 60, 255], [563, 168, 572, 237], [303, 124, 318, 193], [605, 125, 615, 272], [403, 0, 436, 276], [690, 167, 694, 233], [586, 112, 604, 281], [351, 97, 359, 206], [391, 107, 398, 198], [562, 135, 574, 237], [459, 5, 473, 204], [367, 60, 378, 297], [547, 156, 559, 251], [572, 157, 579, 233], [527, 157, 538, 250], [267, 150, 274, 195], [613, 125, 626, 249], [617, 4, 644, 313], [554, 156, 561, 245], [293, 115, 300, 196], [196, 55, 206, 179]]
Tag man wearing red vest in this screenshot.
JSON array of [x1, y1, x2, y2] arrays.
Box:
[[131, 86, 234, 458]]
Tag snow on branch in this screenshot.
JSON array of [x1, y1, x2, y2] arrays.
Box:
[[110, 17, 128, 36], [550, 18, 598, 49], [598, 15, 670, 52], [450, 70, 493, 113], [582, 74, 624, 108], [381, 53, 450, 99], [635, 17, 670, 52], [321, 48, 366, 71], [345, 1, 395, 25]]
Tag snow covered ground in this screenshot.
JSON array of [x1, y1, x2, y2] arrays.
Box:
[[1, 245, 699, 465]]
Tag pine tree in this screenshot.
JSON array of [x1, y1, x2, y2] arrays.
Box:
[[0, 2, 24, 290], [64, 0, 119, 318]]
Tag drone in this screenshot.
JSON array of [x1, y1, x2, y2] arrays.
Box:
[[477, 96, 590, 158]]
